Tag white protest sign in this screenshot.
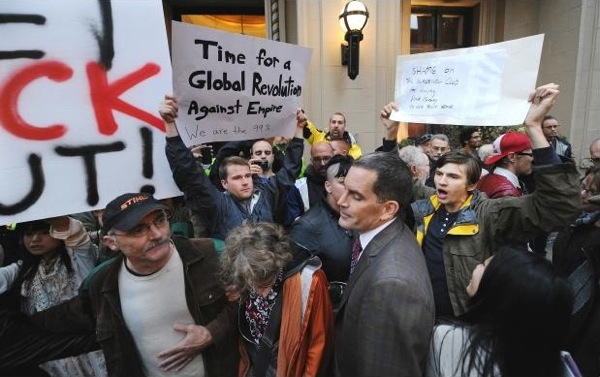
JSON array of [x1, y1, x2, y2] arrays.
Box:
[[0, 0, 179, 226], [391, 34, 544, 126], [171, 21, 313, 146]]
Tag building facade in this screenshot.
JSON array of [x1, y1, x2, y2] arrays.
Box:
[[165, 0, 600, 167]]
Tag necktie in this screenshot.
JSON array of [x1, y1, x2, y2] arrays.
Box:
[[350, 238, 362, 274]]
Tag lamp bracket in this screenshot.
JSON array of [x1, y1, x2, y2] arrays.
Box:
[[341, 43, 349, 66]]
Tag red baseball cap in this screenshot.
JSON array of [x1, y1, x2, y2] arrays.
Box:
[[485, 132, 532, 166]]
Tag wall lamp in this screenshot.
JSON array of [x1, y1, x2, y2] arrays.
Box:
[[339, 1, 369, 80]]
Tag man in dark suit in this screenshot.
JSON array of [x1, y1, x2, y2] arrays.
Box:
[[334, 152, 435, 377]]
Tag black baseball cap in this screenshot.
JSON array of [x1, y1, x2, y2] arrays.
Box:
[[102, 193, 166, 234]]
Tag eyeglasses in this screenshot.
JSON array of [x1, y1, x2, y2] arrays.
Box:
[[312, 156, 332, 164], [517, 152, 533, 157], [584, 157, 600, 164], [110, 212, 170, 238]]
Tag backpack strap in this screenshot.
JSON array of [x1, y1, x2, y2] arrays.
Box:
[[252, 284, 284, 377]]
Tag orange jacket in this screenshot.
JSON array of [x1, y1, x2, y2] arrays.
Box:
[[239, 262, 333, 377]]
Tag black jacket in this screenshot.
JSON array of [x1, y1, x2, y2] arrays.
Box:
[[302, 165, 327, 209], [289, 200, 353, 283]]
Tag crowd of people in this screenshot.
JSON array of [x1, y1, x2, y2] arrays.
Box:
[[1, 82, 600, 377]]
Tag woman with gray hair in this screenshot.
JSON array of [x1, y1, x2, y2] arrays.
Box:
[[221, 222, 333, 377]]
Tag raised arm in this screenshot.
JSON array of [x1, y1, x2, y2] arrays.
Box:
[[377, 102, 400, 152], [523, 83, 559, 150], [274, 109, 306, 185], [381, 102, 400, 141], [48, 216, 98, 274], [160, 95, 222, 220], [486, 83, 581, 242], [48, 216, 91, 248], [301, 110, 325, 145], [161, 94, 179, 137]]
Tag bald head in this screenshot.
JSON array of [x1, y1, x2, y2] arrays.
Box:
[[591, 138, 600, 165], [330, 139, 350, 156], [311, 141, 334, 176]]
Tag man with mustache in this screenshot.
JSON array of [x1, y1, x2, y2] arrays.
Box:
[[33, 193, 239, 377]]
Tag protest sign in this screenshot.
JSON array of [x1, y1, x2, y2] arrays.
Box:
[[171, 21, 312, 146], [391, 34, 544, 126], [0, 0, 179, 226]]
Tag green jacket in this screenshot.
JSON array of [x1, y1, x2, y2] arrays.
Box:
[[411, 163, 581, 316]]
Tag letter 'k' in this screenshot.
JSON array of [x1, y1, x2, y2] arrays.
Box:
[[87, 62, 164, 135]]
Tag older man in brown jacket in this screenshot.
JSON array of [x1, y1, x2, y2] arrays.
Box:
[[33, 193, 239, 377]]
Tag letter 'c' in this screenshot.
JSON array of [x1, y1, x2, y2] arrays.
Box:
[[0, 61, 72, 140]]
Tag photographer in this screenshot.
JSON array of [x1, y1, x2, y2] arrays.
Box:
[[249, 139, 305, 229]]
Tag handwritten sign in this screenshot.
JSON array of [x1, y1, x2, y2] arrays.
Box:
[[171, 21, 312, 146], [391, 34, 544, 126], [0, 0, 179, 226]]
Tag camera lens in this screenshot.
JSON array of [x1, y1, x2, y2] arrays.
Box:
[[255, 160, 268, 171]]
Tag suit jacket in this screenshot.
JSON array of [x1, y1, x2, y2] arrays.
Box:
[[334, 217, 435, 377]]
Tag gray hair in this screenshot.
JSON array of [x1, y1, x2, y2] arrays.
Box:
[[220, 222, 292, 296], [430, 134, 449, 143], [478, 144, 495, 162], [398, 145, 426, 168]]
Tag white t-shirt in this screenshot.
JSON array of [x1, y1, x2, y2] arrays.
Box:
[[119, 248, 206, 377]]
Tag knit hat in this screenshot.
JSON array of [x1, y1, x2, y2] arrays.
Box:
[[485, 132, 532, 166], [102, 193, 165, 234], [418, 134, 432, 145]]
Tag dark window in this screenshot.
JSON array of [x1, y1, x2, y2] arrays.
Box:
[[408, 5, 477, 140], [169, 0, 266, 37], [410, 6, 474, 53]]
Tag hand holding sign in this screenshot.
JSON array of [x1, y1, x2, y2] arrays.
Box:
[[160, 94, 179, 125], [380, 102, 399, 140]]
